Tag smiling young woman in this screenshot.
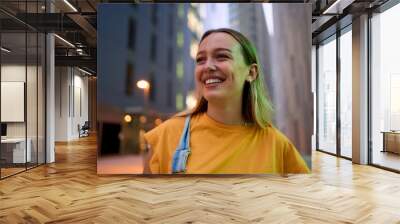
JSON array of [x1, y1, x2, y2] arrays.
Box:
[[143, 28, 310, 174]]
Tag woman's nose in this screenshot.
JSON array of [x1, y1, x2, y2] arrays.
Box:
[[205, 59, 217, 72]]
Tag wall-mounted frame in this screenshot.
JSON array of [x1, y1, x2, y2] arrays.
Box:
[[1, 81, 25, 122]]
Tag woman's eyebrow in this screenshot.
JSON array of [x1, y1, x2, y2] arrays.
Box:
[[196, 48, 232, 57], [214, 48, 232, 53], [196, 51, 204, 57]]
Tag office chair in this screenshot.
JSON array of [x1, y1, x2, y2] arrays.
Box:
[[79, 121, 90, 138]]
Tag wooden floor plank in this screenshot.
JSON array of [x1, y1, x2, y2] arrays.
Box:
[[0, 135, 400, 223]]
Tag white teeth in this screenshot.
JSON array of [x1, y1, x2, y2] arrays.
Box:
[[205, 78, 222, 85]]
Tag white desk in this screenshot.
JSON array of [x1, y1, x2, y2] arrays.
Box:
[[1, 138, 31, 163]]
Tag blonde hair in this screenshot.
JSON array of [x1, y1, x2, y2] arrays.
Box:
[[184, 28, 274, 129]]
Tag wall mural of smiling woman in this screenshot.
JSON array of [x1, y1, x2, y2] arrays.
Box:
[[143, 28, 310, 174], [97, 3, 312, 175]]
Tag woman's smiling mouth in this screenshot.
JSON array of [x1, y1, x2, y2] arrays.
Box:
[[202, 76, 226, 87], [205, 78, 223, 85]]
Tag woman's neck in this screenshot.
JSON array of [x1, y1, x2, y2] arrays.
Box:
[[206, 100, 244, 125]]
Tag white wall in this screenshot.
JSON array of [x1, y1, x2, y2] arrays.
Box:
[[55, 67, 69, 141], [55, 67, 89, 141], [1, 65, 38, 138]]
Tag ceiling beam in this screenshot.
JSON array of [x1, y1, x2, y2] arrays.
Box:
[[67, 13, 97, 46], [55, 55, 96, 73]]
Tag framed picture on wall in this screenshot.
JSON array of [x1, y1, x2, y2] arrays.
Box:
[[1, 81, 25, 122]]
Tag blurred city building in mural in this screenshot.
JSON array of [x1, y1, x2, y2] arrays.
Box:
[[98, 4, 203, 156]]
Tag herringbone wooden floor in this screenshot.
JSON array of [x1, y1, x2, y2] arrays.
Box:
[[1, 135, 400, 223]]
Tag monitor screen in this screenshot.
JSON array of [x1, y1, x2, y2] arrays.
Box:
[[1, 123, 7, 137]]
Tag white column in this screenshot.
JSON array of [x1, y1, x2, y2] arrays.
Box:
[[46, 33, 55, 163], [352, 14, 369, 164], [45, 1, 55, 163]]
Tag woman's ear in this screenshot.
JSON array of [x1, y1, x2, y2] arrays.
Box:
[[247, 64, 258, 82]]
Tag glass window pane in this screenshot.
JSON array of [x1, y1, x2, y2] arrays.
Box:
[[340, 28, 352, 158], [318, 36, 337, 154], [371, 4, 400, 171]]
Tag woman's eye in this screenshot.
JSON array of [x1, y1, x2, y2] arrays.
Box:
[[196, 58, 205, 64], [216, 54, 229, 60]]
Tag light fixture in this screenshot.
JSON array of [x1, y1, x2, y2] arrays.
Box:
[[1, 47, 11, 53], [136, 80, 150, 90], [77, 67, 92, 76], [63, 0, 78, 12], [54, 34, 75, 48], [322, 0, 341, 14], [322, 0, 354, 15]]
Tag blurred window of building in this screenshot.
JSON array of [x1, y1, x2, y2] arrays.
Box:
[[128, 17, 136, 50], [167, 80, 173, 107], [152, 4, 158, 26], [176, 61, 183, 80], [125, 63, 134, 96], [177, 31, 184, 48], [149, 74, 156, 103], [150, 34, 157, 62], [176, 93, 184, 111], [168, 46, 173, 72]]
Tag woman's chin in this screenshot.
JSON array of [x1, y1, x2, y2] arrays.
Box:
[[203, 91, 226, 103]]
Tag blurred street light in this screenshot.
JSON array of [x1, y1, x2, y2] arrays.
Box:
[[136, 80, 150, 90], [124, 114, 132, 123], [139, 115, 147, 124], [136, 80, 150, 113]]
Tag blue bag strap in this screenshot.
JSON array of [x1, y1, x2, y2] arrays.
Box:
[[171, 116, 191, 173]]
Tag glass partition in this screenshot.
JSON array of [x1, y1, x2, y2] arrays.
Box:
[[1, 30, 28, 177], [0, 1, 46, 179]]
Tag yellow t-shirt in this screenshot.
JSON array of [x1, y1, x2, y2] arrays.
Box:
[[144, 113, 310, 174]]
